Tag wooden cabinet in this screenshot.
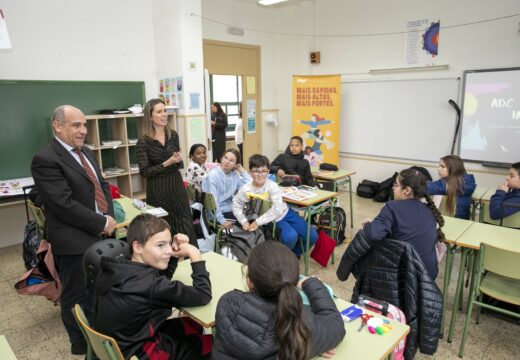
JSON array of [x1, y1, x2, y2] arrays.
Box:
[[85, 112, 176, 199]]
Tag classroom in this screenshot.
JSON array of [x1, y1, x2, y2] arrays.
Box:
[[1, 0, 519, 359]]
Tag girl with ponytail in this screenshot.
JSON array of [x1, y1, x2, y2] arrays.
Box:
[[213, 241, 345, 360], [363, 168, 444, 280]]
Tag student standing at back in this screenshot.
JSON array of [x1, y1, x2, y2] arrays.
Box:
[[489, 161, 520, 220], [427, 155, 476, 219], [213, 241, 345, 360], [270, 136, 315, 186]]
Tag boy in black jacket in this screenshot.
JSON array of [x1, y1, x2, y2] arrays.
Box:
[[95, 214, 212, 359], [270, 136, 315, 186]]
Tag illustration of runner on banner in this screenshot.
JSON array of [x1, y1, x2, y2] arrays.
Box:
[[292, 75, 341, 166]]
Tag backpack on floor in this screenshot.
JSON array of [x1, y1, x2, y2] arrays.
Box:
[[373, 172, 398, 203], [356, 180, 379, 198], [313, 206, 347, 246], [15, 240, 61, 304], [358, 294, 407, 360]]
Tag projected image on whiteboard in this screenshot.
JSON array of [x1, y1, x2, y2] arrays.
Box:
[[460, 68, 520, 165]]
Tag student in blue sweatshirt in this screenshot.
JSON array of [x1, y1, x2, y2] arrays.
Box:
[[363, 168, 445, 280], [427, 154, 476, 219], [201, 149, 251, 230], [489, 161, 520, 220]]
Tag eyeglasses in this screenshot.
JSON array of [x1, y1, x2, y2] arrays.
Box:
[[252, 170, 269, 176]]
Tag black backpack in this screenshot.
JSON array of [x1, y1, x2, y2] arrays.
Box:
[[356, 180, 380, 198], [373, 172, 399, 203], [23, 221, 42, 270], [219, 226, 265, 263], [312, 206, 347, 246]]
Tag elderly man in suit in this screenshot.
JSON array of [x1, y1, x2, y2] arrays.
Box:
[[31, 105, 116, 355]]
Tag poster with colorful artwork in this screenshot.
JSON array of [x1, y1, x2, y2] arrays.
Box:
[[405, 19, 440, 66], [159, 76, 184, 109], [292, 75, 340, 166]]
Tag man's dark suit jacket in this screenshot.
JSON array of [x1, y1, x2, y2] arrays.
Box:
[[31, 138, 114, 256]]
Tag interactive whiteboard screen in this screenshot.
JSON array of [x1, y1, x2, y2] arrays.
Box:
[[459, 68, 520, 166]]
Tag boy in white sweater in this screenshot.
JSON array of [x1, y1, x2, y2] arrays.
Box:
[[232, 154, 318, 257]]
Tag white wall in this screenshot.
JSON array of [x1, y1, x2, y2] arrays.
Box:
[[0, 0, 158, 97], [201, 0, 520, 186], [201, 0, 280, 160]]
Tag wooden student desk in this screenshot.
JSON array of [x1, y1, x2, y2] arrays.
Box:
[[171, 252, 246, 328], [447, 222, 520, 343], [114, 196, 166, 229], [172, 252, 410, 360], [0, 335, 17, 360], [283, 188, 339, 275], [323, 298, 410, 360], [470, 185, 490, 220], [312, 168, 357, 229]]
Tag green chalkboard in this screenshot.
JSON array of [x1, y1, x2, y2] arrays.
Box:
[[0, 80, 145, 179]]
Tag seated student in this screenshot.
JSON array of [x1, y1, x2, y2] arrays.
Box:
[[232, 154, 318, 257], [213, 241, 345, 359], [201, 148, 251, 229], [363, 168, 445, 280], [185, 143, 209, 192], [427, 154, 476, 219], [270, 136, 315, 186], [95, 214, 212, 359], [489, 161, 520, 220]]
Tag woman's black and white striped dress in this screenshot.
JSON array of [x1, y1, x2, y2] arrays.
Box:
[[136, 131, 197, 246]]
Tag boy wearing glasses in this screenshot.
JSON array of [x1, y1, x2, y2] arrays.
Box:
[[232, 154, 318, 257]]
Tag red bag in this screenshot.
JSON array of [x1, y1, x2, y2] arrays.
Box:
[[358, 295, 407, 360], [14, 240, 61, 304], [109, 184, 121, 199], [310, 230, 336, 267]]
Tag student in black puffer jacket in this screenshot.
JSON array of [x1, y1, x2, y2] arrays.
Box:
[[213, 241, 345, 360], [270, 136, 315, 186]]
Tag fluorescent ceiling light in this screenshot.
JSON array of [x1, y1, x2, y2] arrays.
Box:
[[258, 0, 288, 6]]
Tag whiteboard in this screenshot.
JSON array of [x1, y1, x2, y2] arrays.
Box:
[[340, 78, 460, 162]]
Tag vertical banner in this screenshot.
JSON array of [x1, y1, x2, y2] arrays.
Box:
[[292, 75, 340, 166]]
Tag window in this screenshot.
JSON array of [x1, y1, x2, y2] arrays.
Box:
[[210, 75, 242, 138]]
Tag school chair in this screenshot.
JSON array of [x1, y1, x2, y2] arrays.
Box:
[[186, 182, 199, 204], [480, 202, 520, 228], [255, 199, 278, 240], [459, 243, 520, 357], [201, 192, 226, 251], [72, 304, 138, 360]]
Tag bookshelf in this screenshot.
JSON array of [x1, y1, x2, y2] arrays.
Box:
[[85, 112, 176, 199]]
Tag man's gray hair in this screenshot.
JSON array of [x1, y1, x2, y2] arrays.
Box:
[[52, 105, 67, 125]]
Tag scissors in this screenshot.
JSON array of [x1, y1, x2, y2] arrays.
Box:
[[357, 313, 373, 332]]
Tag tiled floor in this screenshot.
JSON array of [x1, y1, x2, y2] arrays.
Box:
[[0, 193, 518, 359]]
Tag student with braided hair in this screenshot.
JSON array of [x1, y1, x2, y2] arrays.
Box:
[[362, 168, 445, 280]]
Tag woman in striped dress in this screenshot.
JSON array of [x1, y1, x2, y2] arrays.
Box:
[[136, 99, 197, 246]]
